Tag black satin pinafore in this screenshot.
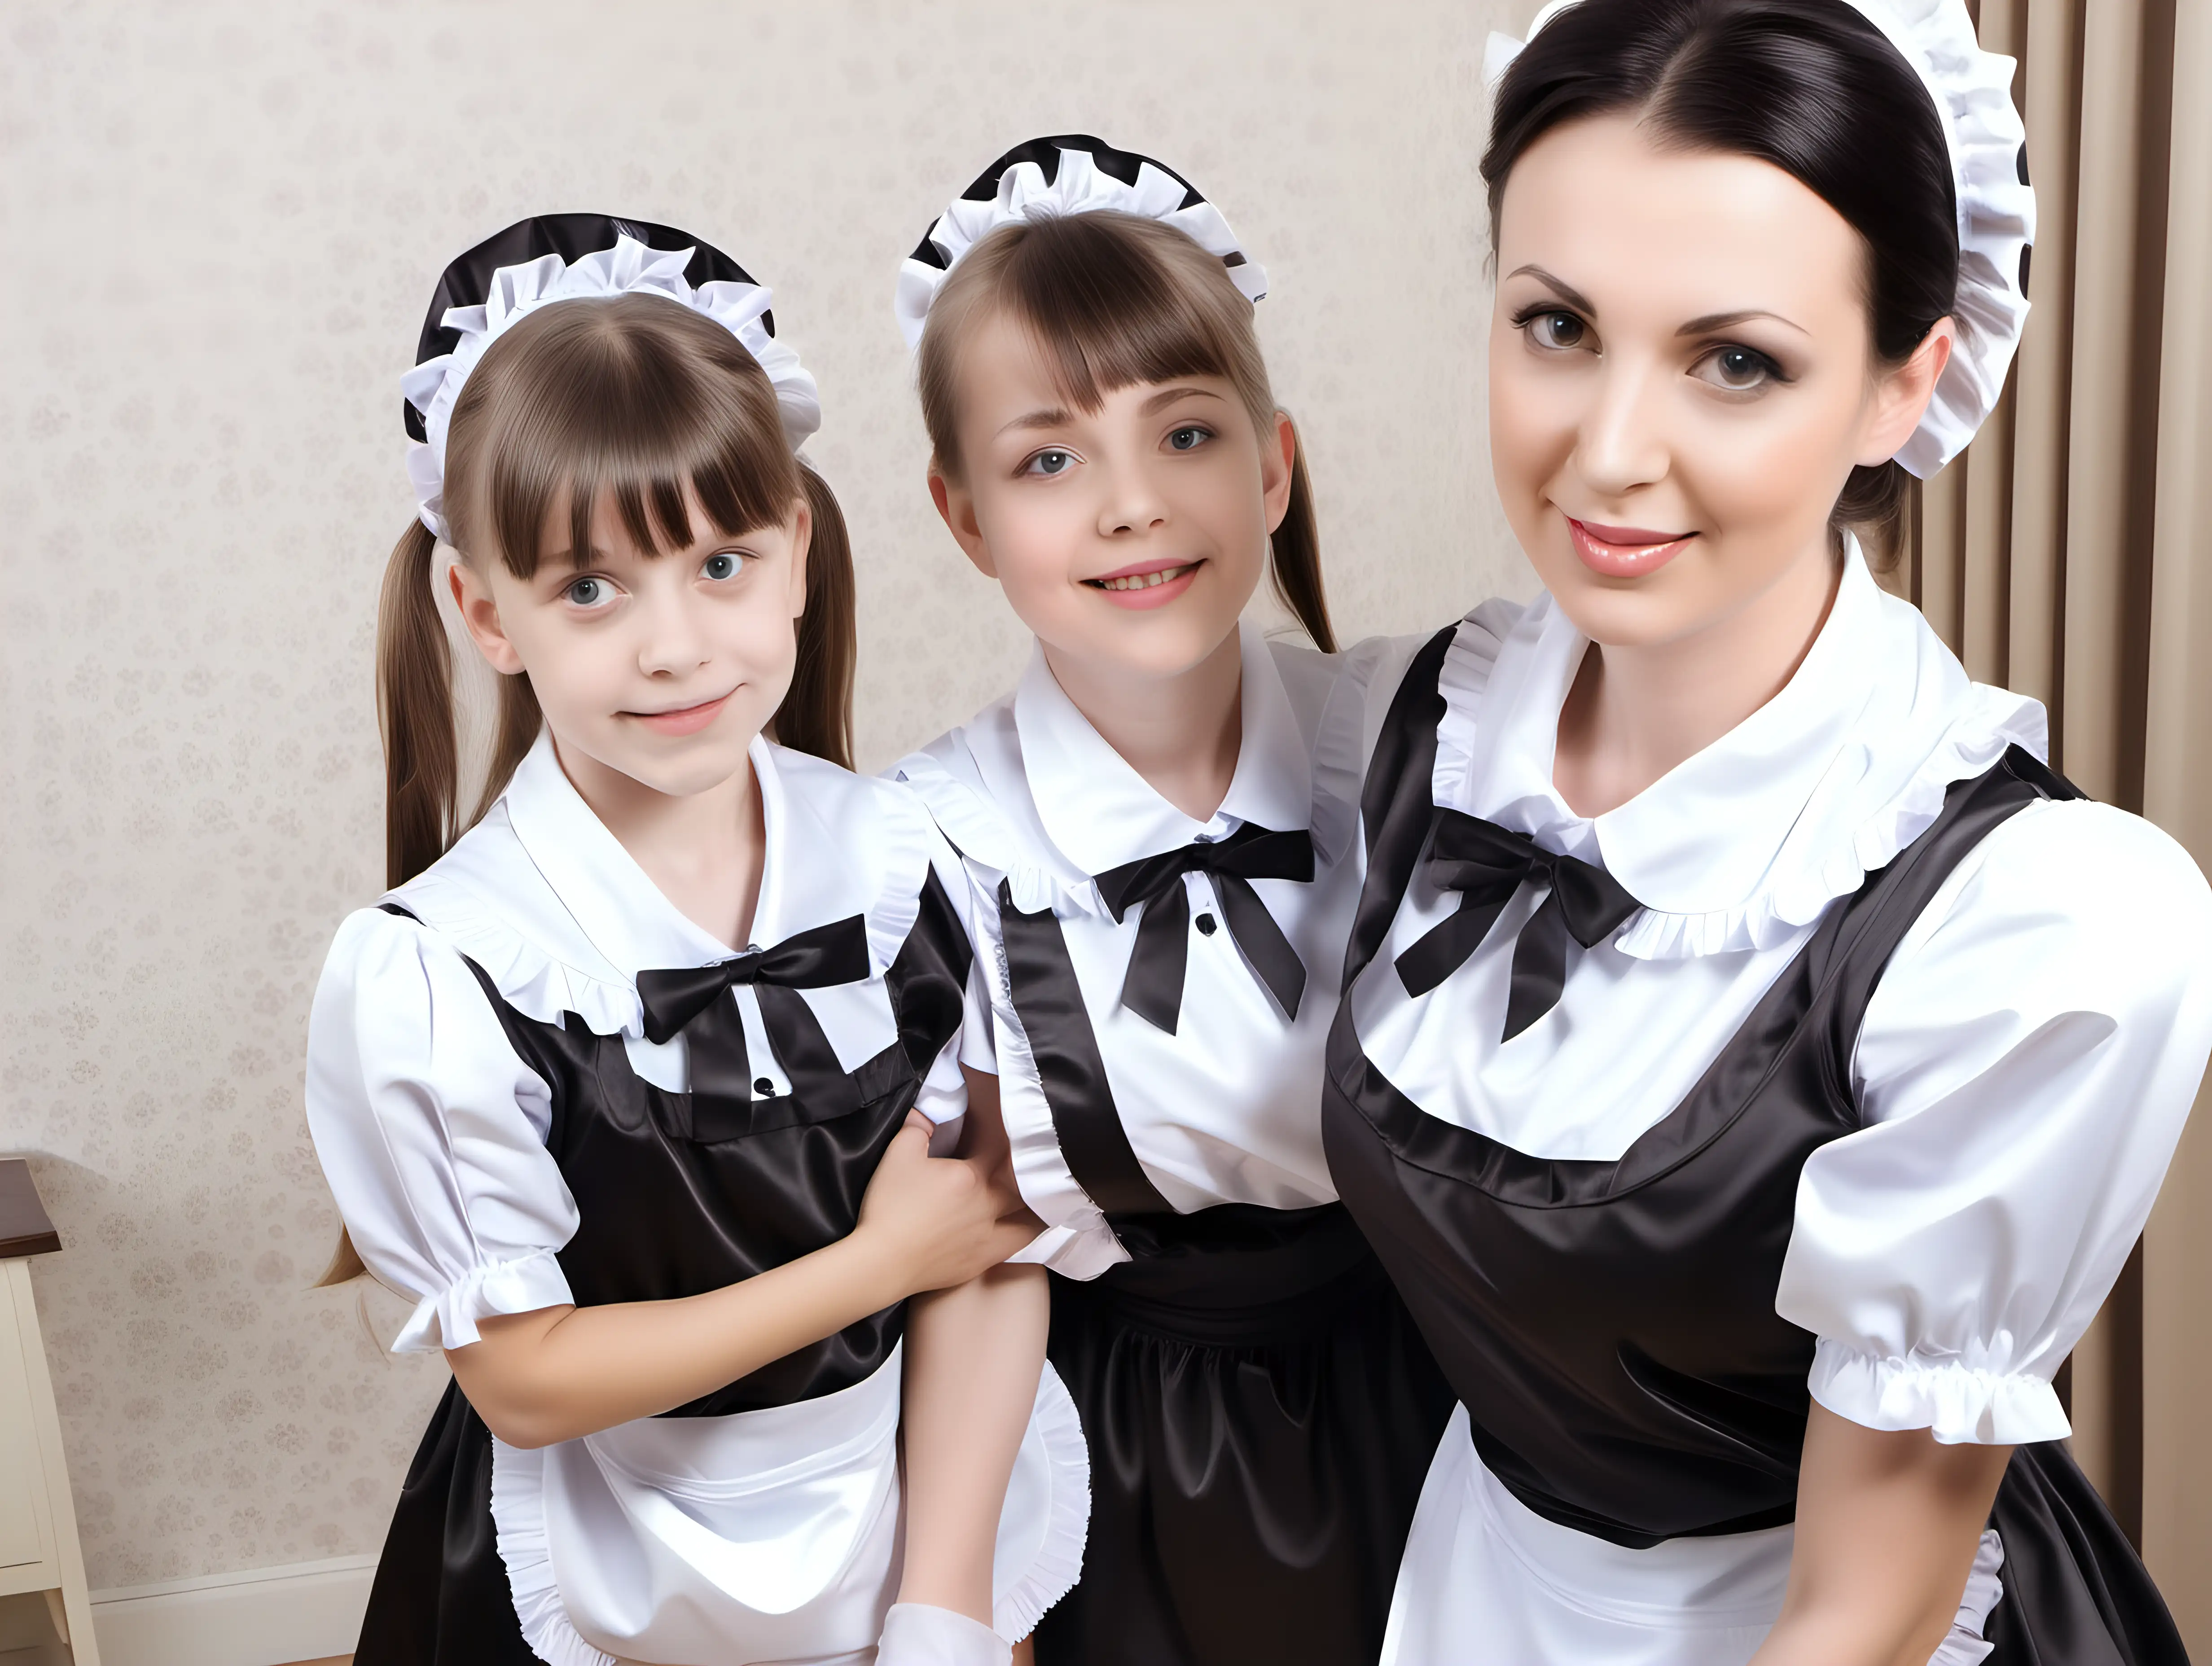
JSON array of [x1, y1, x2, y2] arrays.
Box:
[[993, 875, 1456, 1666], [352, 877, 974, 1666], [1321, 627, 2188, 1664]]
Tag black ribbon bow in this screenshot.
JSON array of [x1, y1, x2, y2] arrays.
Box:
[[1394, 809, 1641, 1042], [1093, 823, 1315, 1034], [636, 914, 873, 1122]]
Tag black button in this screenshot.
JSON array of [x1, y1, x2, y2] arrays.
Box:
[[754, 1077, 776, 1095], [1195, 912, 1218, 936]]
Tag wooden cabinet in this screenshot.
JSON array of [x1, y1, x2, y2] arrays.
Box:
[[0, 1161, 100, 1664]]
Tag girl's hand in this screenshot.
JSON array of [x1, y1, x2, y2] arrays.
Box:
[[856, 1112, 1040, 1298]]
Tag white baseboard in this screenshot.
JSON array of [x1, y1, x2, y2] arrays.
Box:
[[90, 1555, 374, 1666]]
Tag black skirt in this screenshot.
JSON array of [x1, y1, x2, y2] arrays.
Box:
[[355, 1379, 537, 1666], [1032, 1202, 1456, 1666]]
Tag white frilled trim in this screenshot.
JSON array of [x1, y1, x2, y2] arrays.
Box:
[[1427, 599, 1523, 822], [1934, 1533, 2006, 1666], [486, 1438, 621, 1666], [1308, 632, 1428, 870], [1485, 0, 2032, 478], [394, 1246, 575, 1353], [387, 872, 645, 1038], [1611, 692, 2046, 961], [896, 142, 1265, 352], [994, 1363, 1091, 1643], [1808, 1337, 2071, 1446], [401, 235, 820, 540], [893, 760, 1105, 923]]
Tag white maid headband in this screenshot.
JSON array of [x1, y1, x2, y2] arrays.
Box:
[[401, 215, 821, 542], [1489, 0, 2034, 478], [895, 135, 1268, 353]]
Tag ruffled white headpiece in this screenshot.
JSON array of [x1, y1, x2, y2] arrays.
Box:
[[401, 231, 821, 541], [1488, 0, 2034, 478], [895, 136, 1267, 352]]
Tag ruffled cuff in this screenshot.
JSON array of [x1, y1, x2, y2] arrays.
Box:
[[393, 1247, 575, 1353], [1808, 1337, 2070, 1446]]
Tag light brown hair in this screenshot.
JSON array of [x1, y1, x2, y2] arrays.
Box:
[[916, 210, 1337, 652]]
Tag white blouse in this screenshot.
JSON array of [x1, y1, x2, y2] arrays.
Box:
[[897, 619, 1424, 1278], [308, 729, 992, 1355], [1351, 551, 2212, 1447], [1355, 551, 2212, 1664], [306, 732, 1084, 1666]]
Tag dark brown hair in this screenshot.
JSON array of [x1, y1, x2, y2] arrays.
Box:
[[916, 210, 1336, 652], [378, 293, 855, 890], [1483, 0, 1962, 562]]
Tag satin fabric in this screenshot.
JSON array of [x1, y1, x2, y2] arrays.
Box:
[[1032, 1204, 1454, 1666], [1092, 823, 1315, 1032], [635, 912, 875, 1124], [1327, 626, 2190, 1661], [1392, 807, 1641, 1037]]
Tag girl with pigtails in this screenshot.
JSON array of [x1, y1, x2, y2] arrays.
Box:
[[1321, 3, 2212, 1662], [891, 140, 1456, 1666], [306, 215, 1087, 1666]]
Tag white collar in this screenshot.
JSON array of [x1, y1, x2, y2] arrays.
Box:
[[1012, 618, 1314, 877], [1435, 544, 2047, 959], [500, 728, 863, 973]]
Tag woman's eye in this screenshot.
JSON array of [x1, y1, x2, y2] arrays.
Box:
[[1694, 346, 1783, 392], [701, 552, 741, 582], [1526, 311, 1588, 351], [564, 576, 613, 609], [1023, 449, 1075, 478], [1166, 425, 1212, 452]]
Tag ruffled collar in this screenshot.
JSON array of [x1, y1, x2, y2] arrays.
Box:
[[1014, 618, 1314, 877], [1433, 545, 2047, 959]]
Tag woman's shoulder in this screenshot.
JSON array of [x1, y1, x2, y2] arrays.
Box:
[[1876, 791, 2212, 1046]]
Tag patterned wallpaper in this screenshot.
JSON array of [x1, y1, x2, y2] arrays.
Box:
[[0, 0, 1532, 1587]]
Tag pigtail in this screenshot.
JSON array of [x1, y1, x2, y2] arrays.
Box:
[[774, 464, 857, 769], [470, 674, 545, 829], [378, 520, 461, 889], [1267, 428, 1338, 653]]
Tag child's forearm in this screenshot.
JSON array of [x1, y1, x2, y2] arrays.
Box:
[[449, 1229, 909, 1448], [897, 1261, 1051, 1625]]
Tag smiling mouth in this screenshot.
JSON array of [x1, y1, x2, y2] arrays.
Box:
[[1086, 561, 1202, 592], [624, 691, 734, 736]]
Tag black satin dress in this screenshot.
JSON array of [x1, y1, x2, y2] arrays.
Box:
[[353, 879, 974, 1666], [1319, 627, 2189, 1663], [996, 877, 1456, 1666]]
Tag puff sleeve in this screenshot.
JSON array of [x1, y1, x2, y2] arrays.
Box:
[[305, 906, 580, 1352], [1777, 799, 2212, 1443]]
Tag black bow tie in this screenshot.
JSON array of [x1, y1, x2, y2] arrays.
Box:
[[1093, 823, 1315, 1034], [1394, 809, 1641, 1042], [636, 914, 872, 1121]]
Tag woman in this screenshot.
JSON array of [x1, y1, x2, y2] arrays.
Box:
[[1323, 3, 2212, 1662]]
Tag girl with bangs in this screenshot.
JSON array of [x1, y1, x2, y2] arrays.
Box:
[[306, 216, 1088, 1666], [892, 140, 1455, 1666]]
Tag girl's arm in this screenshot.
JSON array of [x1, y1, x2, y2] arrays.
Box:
[[447, 1110, 1034, 1448], [1750, 1404, 2010, 1666], [894, 1069, 1050, 1628]]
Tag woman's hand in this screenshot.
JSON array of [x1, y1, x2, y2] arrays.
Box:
[[1751, 1403, 2012, 1666], [855, 1111, 1040, 1297]]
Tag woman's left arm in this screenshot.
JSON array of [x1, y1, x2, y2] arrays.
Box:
[[1752, 1406, 2010, 1666]]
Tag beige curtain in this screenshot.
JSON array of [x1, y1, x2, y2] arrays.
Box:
[[1894, 0, 2212, 1640]]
